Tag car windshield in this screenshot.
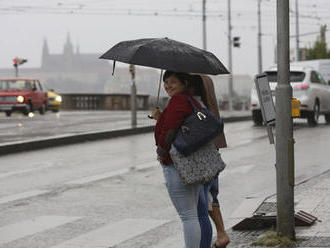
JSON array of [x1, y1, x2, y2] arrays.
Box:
[[265, 71, 306, 82], [0, 80, 33, 90]]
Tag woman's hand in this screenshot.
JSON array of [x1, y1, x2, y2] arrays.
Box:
[[151, 107, 161, 120]]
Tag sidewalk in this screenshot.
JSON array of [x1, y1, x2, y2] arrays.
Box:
[[0, 110, 251, 156], [227, 169, 330, 247]]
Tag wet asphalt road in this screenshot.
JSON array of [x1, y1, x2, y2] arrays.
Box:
[[0, 117, 329, 247]]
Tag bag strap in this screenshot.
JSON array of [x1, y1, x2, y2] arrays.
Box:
[[183, 95, 201, 113]]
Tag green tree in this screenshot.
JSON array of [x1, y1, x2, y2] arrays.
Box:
[[305, 25, 330, 60]]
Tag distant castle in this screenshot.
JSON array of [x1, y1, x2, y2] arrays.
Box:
[[0, 34, 113, 93], [41, 34, 110, 73]]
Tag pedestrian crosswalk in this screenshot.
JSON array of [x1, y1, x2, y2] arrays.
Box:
[[0, 161, 255, 247], [0, 190, 50, 205], [50, 218, 169, 248], [0, 216, 81, 246], [0, 217, 168, 248]]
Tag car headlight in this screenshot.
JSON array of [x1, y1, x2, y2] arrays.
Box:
[[55, 96, 62, 102], [17, 95, 24, 103]]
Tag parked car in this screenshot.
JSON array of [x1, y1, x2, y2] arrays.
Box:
[[251, 65, 330, 126], [0, 78, 48, 117], [47, 90, 62, 112]]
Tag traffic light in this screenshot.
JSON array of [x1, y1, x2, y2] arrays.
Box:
[[13, 57, 28, 67], [233, 37, 241, 48], [13, 58, 18, 67]]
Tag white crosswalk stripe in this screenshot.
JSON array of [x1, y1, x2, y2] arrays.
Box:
[[65, 160, 157, 185], [50, 218, 169, 248], [0, 216, 81, 246], [0, 190, 49, 205]]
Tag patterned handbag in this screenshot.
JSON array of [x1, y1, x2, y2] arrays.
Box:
[[169, 142, 226, 185], [172, 96, 224, 156]]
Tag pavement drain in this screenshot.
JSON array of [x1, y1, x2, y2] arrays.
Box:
[[255, 202, 277, 215]]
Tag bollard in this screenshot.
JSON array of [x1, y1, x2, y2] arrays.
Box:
[[291, 98, 300, 118]]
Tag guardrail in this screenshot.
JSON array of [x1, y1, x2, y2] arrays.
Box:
[[60, 93, 150, 110]]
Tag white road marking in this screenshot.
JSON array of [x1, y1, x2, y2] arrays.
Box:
[[65, 160, 157, 185], [0, 164, 53, 179], [220, 164, 256, 178], [0, 190, 49, 205], [0, 215, 81, 246], [134, 160, 158, 170], [50, 218, 169, 248]]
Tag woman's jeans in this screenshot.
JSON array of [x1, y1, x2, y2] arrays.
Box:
[[162, 165, 201, 248], [198, 182, 213, 248]]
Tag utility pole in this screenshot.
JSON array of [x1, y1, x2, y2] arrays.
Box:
[[202, 0, 207, 50], [129, 64, 137, 127], [227, 0, 233, 111], [295, 0, 300, 61], [276, 0, 295, 240], [257, 0, 263, 74]]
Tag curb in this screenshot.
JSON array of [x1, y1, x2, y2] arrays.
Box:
[[0, 115, 251, 156], [0, 126, 154, 156]]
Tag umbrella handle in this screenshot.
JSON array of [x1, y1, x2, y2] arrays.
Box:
[[148, 70, 163, 120], [148, 106, 160, 119]]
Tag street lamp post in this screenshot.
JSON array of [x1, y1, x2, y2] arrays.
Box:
[[129, 64, 137, 127], [276, 0, 295, 239], [257, 0, 263, 74], [202, 0, 207, 50], [227, 0, 233, 111]]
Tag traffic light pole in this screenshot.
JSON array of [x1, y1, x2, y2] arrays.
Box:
[[14, 65, 18, 77], [276, 0, 295, 239], [295, 0, 300, 61]]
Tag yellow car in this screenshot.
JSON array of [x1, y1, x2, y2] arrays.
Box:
[[47, 90, 62, 112]]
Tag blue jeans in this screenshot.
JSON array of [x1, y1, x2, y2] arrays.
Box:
[[198, 181, 213, 248], [162, 165, 201, 248], [209, 177, 219, 207]]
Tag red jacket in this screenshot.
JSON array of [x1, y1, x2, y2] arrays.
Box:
[[154, 91, 201, 165]]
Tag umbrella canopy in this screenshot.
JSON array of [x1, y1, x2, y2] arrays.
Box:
[[100, 37, 229, 75]]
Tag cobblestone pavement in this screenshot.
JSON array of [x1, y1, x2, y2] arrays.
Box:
[[226, 169, 330, 248]]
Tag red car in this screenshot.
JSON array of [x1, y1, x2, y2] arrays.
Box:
[[0, 78, 48, 117]]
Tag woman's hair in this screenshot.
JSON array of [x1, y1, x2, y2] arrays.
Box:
[[163, 71, 190, 86], [187, 75, 204, 97]]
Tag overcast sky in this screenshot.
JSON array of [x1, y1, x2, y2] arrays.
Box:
[[1, 0, 329, 76]]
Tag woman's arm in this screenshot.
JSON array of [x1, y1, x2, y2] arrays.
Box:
[[156, 94, 191, 161]]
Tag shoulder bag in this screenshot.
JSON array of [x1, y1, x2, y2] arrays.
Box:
[[172, 95, 224, 156]]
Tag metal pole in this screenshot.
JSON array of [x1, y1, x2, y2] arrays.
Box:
[[202, 0, 207, 50], [257, 0, 263, 74], [295, 0, 300, 61], [227, 0, 233, 111], [131, 80, 137, 127], [276, 0, 295, 239]]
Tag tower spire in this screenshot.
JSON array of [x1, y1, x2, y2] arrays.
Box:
[[41, 38, 49, 69]]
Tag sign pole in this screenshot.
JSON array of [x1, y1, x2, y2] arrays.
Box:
[[276, 0, 295, 239]]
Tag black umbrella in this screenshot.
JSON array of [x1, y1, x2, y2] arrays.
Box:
[[100, 37, 229, 118], [100, 37, 229, 75]]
